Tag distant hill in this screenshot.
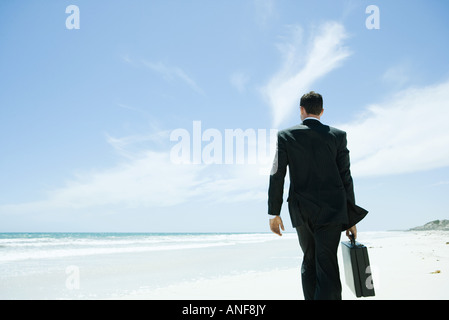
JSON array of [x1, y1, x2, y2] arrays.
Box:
[[410, 219, 449, 231]]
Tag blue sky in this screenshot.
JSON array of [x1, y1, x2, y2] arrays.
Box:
[[1, 0, 449, 232]]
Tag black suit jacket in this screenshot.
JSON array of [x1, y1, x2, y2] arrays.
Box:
[[268, 119, 367, 230]]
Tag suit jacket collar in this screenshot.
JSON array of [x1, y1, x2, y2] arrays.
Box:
[[302, 118, 322, 126]]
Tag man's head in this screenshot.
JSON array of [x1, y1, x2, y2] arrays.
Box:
[[300, 91, 324, 121]]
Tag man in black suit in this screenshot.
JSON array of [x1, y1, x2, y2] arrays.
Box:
[[268, 91, 360, 300]]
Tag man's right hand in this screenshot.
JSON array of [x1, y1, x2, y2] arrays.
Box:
[[269, 216, 285, 236]]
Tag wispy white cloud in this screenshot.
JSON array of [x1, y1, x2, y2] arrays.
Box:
[[142, 60, 205, 95], [382, 61, 413, 88], [262, 22, 352, 128], [105, 129, 170, 159], [427, 181, 449, 188], [339, 79, 449, 177]]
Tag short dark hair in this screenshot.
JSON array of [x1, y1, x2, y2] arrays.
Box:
[[300, 91, 323, 115]]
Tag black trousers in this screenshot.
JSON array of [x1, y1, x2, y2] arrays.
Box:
[[296, 220, 342, 300]]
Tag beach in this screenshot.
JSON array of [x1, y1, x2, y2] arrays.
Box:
[[1, 231, 448, 300], [122, 231, 449, 300]]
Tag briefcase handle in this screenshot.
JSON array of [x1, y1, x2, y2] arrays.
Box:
[[349, 233, 356, 246], [348, 234, 364, 248]]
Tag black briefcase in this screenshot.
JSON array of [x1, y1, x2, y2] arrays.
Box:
[[341, 235, 375, 298]]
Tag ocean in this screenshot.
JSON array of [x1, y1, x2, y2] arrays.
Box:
[[0, 232, 300, 299]]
